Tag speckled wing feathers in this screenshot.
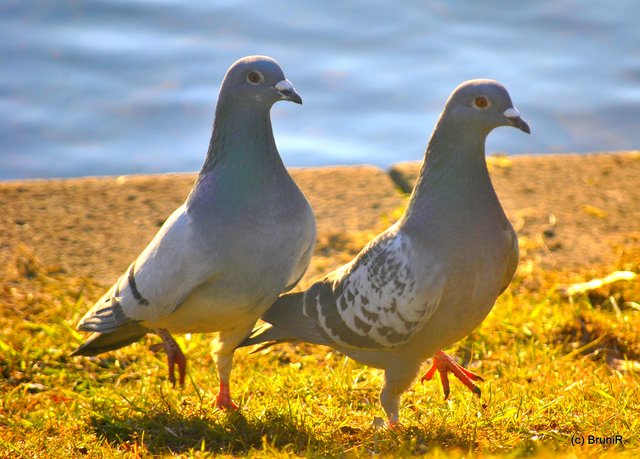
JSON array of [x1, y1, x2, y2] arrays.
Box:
[[303, 229, 444, 350]]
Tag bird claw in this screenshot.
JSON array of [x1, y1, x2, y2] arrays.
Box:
[[166, 349, 187, 387], [421, 350, 484, 399], [155, 329, 187, 387], [386, 419, 404, 431], [215, 381, 238, 410]]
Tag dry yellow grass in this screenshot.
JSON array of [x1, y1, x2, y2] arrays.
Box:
[[1, 238, 638, 458], [2, 157, 639, 457]]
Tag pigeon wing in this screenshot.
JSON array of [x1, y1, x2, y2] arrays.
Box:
[[76, 204, 220, 333], [303, 228, 446, 350]]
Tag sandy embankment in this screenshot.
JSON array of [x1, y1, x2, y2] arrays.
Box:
[[1, 151, 639, 289]]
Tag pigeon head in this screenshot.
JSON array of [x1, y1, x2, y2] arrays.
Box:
[[443, 79, 530, 135], [218, 55, 302, 109]]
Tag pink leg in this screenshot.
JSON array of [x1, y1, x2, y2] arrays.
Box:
[[421, 350, 484, 399], [215, 381, 238, 410], [153, 329, 187, 386], [212, 326, 254, 411]]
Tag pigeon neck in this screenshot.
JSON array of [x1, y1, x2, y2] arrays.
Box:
[[402, 118, 497, 224], [189, 103, 286, 202], [202, 102, 282, 173]]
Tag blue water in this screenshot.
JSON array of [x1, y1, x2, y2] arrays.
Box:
[[2, 0, 639, 180]]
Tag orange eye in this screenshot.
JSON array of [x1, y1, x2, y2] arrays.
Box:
[[473, 96, 490, 109], [247, 71, 262, 84]]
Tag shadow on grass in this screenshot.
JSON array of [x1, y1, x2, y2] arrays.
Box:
[[89, 407, 485, 455], [90, 409, 325, 455], [397, 426, 480, 454]]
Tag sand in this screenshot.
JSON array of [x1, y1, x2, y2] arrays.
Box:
[[1, 151, 639, 288]]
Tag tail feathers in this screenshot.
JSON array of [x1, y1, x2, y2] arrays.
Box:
[[77, 292, 129, 334], [241, 323, 300, 351], [71, 321, 149, 356], [238, 291, 329, 349]]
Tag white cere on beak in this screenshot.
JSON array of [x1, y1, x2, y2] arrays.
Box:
[[275, 79, 295, 93], [503, 107, 521, 118]]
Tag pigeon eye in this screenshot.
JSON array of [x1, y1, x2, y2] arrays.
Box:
[[247, 71, 263, 85], [472, 96, 490, 110]]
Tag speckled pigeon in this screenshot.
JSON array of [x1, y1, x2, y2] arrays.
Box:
[[240, 80, 529, 425], [71, 56, 317, 410]]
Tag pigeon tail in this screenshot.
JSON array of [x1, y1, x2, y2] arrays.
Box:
[[70, 322, 149, 356], [239, 291, 329, 349]]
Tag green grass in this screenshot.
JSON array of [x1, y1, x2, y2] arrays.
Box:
[[1, 242, 639, 458]]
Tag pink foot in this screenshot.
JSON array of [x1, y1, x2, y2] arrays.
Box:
[[421, 350, 484, 399], [215, 381, 238, 410], [387, 420, 402, 430], [154, 329, 187, 386]]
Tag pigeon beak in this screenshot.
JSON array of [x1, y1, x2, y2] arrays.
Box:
[[275, 79, 303, 105], [503, 107, 530, 134]]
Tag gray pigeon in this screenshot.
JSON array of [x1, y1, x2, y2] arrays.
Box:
[[241, 80, 529, 425], [71, 56, 317, 410]]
